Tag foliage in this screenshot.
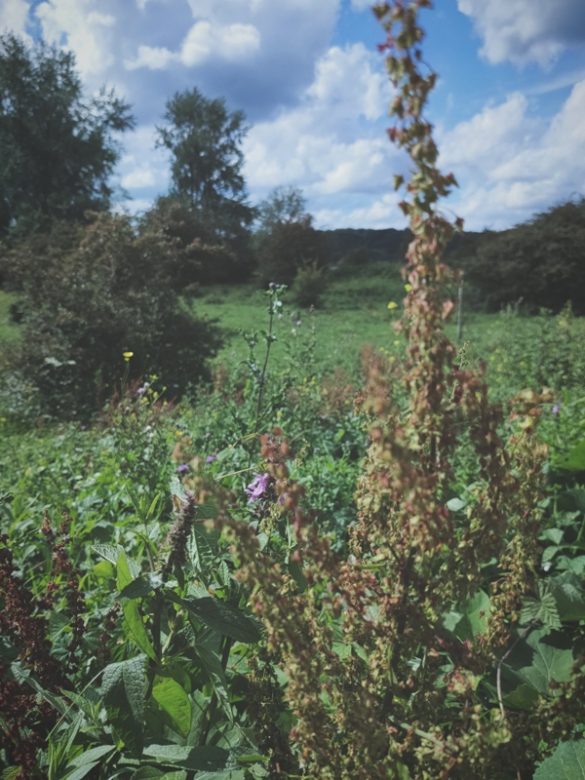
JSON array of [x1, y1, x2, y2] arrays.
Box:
[[2, 3, 585, 778], [256, 186, 308, 234], [291, 261, 328, 308], [0, 33, 133, 235], [141, 195, 252, 285], [155, 88, 254, 282], [4, 213, 221, 417], [255, 219, 328, 287], [466, 197, 585, 314]]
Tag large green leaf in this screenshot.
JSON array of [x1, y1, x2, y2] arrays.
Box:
[[152, 676, 192, 737], [68, 745, 116, 768], [515, 630, 574, 695], [533, 740, 585, 779], [555, 441, 585, 473], [101, 656, 148, 725], [175, 595, 261, 644], [449, 590, 491, 641], [141, 745, 228, 772], [550, 573, 585, 621], [116, 552, 157, 660]]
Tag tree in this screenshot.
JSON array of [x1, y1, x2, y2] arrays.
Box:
[[5, 213, 222, 417], [156, 89, 254, 248], [256, 185, 308, 234], [466, 198, 585, 313], [0, 33, 134, 233], [254, 187, 328, 287]]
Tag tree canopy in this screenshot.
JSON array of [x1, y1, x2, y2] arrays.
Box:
[[156, 88, 253, 242], [466, 198, 585, 313], [0, 33, 134, 233]]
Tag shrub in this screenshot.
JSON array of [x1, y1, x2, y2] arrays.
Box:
[[466, 198, 585, 313], [292, 261, 328, 308], [5, 213, 221, 417]]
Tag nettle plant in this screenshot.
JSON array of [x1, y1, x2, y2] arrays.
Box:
[[208, 2, 585, 778]]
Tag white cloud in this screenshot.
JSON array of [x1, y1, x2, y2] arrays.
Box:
[[121, 166, 156, 189], [180, 20, 260, 66], [116, 124, 169, 200], [458, 0, 585, 66], [0, 0, 30, 37], [125, 44, 175, 71], [308, 44, 387, 121], [350, 0, 374, 11], [244, 43, 395, 199], [316, 193, 404, 230], [35, 0, 116, 77], [440, 80, 585, 229]]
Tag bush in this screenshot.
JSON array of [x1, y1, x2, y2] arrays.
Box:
[[4, 213, 222, 417], [466, 198, 585, 313], [255, 218, 328, 286], [291, 261, 328, 308]]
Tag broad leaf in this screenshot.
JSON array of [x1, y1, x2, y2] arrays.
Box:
[[533, 740, 585, 779], [177, 595, 261, 644], [141, 745, 228, 772], [152, 676, 192, 737]]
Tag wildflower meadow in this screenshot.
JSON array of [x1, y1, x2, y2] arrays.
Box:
[[1, 2, 585, 779]]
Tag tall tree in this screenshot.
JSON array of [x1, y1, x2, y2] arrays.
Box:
[[0, 33, 134, 233], [155, 88, 253, 243]]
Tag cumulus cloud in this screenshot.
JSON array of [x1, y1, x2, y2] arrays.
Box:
[[458, 0, 585, 66], [440, 80, 585, 229], [244, 42, 396, 198], [35, 0, 116, 77], [0, 0, 30, 38]]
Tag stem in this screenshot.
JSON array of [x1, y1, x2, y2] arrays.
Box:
[[255, 303, 275, 427]]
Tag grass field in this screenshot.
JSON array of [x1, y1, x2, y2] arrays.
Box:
[[2, 263, 585, 391]]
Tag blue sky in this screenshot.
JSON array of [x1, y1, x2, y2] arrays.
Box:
[[2, 0, 585, 231]]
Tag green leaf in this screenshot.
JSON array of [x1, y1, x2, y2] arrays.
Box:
[[94, 544, 125, 565], [452, 590, 490, 641], [555, 441, 585, 473], [141, 745, 228, 772], [63, 764, 100, 780], [551, 573, 585, 621], [533, 740, 585, 779], [69, 745, 115, 768], [120, 576, 155, 600], [152, 676, 192, 737], [123, 599, 157, 661], [446, 497, 466, 512], [520, 584, 561, 630], [178, 596, 261, 644], [131, 770, 187, 780], [123, 655, 148, 724], [116, 550, 135, 591], [516, 630, 574, 695], [101, 656, 148, 725]]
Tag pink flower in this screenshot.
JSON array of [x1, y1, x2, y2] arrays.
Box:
[[245, 473, 271, 502]]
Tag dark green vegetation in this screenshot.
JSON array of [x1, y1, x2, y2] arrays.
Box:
[[2, 7, 585, 778], [0, 33, 133, 236]]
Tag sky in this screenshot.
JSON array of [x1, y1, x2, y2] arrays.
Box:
[[1, 0, 585, 232]]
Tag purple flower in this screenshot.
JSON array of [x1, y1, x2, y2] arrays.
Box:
[[177, 464, 189, 475], [552, 403, 561, 416], [206, 454, 217, 464], [245, 473, 271, 502]]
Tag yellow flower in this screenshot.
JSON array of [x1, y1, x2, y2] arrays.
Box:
[[123, 351, 134, 362], [404, 283, 413, 292], [387, 301, 398, 310]]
